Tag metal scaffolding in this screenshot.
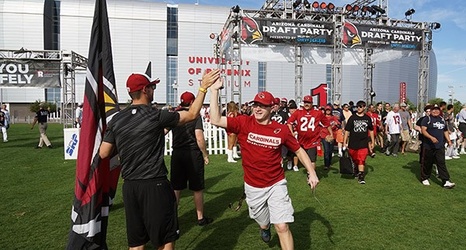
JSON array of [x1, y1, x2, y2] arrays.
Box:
[[61, 51, 87, 128], [0, 48, 87, 127], [215, 0, 436, 109]]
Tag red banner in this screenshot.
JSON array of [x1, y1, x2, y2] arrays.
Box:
[[400, 82, 407, 103]]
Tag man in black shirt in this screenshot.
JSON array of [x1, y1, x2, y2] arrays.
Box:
[[99, 70, 220, 249], [171, 91, 212, 226], [420, 104, 456, 188], [31, 104, 52, 148], [343, 100, 375, 184]]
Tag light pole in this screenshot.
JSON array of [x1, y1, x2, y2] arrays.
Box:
[[448, 85, 454, 104]]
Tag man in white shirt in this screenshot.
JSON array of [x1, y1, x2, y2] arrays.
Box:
[[75, 103, 83, 128], [385, 103, 402, 157], [457, 104, 466, 154]]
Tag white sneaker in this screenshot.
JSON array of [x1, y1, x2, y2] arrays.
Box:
[[338, 152, 342, 158], [421, 179, 430, 186], [460, 150, 466, 155], [445, 156, 452, 160], [443, 181, 456, 189], [293, 166, 299, 172], [287, 161, 292, 170], [452, 155, 460, 159]]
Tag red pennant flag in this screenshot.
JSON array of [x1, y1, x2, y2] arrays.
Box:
[[67, 0, 120, 248]]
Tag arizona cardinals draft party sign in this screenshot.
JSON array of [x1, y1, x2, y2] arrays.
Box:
[[240, 14, 423, 50]]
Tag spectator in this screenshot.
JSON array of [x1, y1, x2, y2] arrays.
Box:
[[0, 104, 9, 142], [444, 104, 460, 159], [457, 104, 466, 154], [171, 91, 213, 226], [420, 104, 456, 188], [209, 86, 319, 249], [385, 103, 402, 157], [366, 104, 381, 157], [321, 104, 340, 170], [287, 95, 333, 172], [399, 103, 413, 154], [31, 103, 52, 149], [75, 103, 83, 128], [343, 100, 375, 184], [226, 101, 241, 162], [99, 70, 220, 249]]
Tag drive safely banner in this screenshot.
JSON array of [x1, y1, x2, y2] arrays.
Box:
[[0, 59, 61, 87]]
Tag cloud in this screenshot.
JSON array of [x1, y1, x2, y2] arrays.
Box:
[[434, 48, 466, 67]]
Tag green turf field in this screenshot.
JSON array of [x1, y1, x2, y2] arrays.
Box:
[[1, 124, 465, 249]]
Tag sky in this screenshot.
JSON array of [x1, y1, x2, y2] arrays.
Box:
[[158, 0, 466, 104]]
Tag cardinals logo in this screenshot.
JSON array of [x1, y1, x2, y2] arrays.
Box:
[[342, 22, 362, 48], [241, 15, 263, 44]]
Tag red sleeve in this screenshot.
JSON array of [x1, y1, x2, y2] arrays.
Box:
[[287, 111, 297, 125], [319, 112, 330, 127], [227, 115, 245, 134], [284, 127, 300, 152]]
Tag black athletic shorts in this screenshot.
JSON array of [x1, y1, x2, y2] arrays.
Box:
[[305, 147, 318, 162], [459, 123, 466, 138], [122, 178, 179, 248], [170, 148, 205, 191]]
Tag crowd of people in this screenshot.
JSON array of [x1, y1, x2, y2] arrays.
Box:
[[202, 97, 464, 189], [94, 69, 465, 250]]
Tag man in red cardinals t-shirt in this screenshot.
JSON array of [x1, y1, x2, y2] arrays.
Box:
[[287, 95, 333, 172], [209, 83, 319, 250]]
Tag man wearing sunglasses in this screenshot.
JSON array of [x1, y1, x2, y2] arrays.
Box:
[[209, 85, 319, 250], [99, 70, 220, 250], [343, 100, 375, 184]]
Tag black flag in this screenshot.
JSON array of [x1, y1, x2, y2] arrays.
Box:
[[66, 0, 120, 249]]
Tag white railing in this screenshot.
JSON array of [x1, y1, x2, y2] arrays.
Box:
[[164, 122, 228, 156]]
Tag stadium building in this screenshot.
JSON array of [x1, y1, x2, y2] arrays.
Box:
[[0, 0, 437, 120]]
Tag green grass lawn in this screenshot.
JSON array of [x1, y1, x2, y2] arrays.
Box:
[[1, 124, 465, 249]]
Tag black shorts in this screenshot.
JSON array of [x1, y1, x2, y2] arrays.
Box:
[[122, 178, 179, 248], [459, 123, 466, 138], [305, 147, 318, 162], [170, 148, 205, 191]]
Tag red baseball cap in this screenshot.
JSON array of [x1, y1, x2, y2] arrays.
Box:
[[274, 97, 281, 105], [250, 91, 275, 106], [180, 91, 195, 106], [126, 73, 160, 93], [303, 95, 313, 103], [281, 97, 288, 103]]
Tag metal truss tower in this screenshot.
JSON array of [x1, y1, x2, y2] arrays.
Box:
[[217, 0, 434, 109], [61, 51, 87, 128], [0, 49, 87, 127]]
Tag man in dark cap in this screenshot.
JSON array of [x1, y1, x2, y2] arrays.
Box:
[[420, 104, 456, 188], [171, 91, 212, 226]]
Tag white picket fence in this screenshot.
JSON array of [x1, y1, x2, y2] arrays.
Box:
[[164, 122, 228, 156]]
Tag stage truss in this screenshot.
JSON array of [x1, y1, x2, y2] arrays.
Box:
[[215, 0, 434, 109], [0, 49, 87, 127]]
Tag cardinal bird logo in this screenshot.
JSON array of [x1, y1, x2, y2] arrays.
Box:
[[342, 22, 362, 48], [241, 16, 263, 44]]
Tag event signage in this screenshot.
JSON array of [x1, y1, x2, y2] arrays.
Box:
[[0, 59, 61, 87], [241, 16, 334, 46], [236, 15, 423, 50], [353, 23, 423, 50]]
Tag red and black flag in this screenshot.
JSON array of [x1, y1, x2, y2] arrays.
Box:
[[66, 0, 120, 249]]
